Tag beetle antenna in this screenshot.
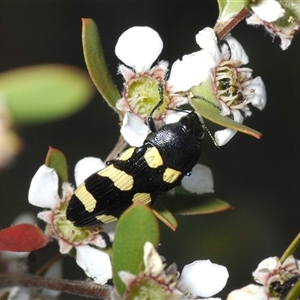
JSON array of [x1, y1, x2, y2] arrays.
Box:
[[202, 124, 219, 148], [167, 94, 220, 148], [147, 80, 165, 132]]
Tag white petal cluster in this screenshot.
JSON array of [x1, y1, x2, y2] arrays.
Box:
[[188, 27, 266, 145], [119, 242, 228, 299], [226, 255, 300, 300], [28, 158, 112, 285], [247, 0, 300, 50], [115, 26, 210, 147]]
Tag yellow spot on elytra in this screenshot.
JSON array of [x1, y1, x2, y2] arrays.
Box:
[[144, 147, 163, 168], [75, 184, 97, 212], [99, 165, 134, 191], [132, 193, 152, 205], [96, 214, 118, 223], [163, 168, 181, 183], [118, 147, 135, 161]]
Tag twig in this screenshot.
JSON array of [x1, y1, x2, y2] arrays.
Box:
[[0, 273, 120, 300], [215, 7, 251, 40]]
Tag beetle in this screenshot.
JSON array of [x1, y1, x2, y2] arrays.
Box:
[[66, 110, 205, 227]]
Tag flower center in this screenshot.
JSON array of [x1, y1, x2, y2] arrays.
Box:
[[52, 201, 102, 246], [126, 75, 168, 120], [215, 60, 253, 110]]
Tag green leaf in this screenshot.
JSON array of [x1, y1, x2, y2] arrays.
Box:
[[112, 204, 159, 296], [0, 64, 94, 124], [82, 18, 121, 113], [189, 87, 262, 139], [45, 147, 68, 186], [160, 194, 232, 215], [151, 202, 178, 231], [216, 0, 249, 22]]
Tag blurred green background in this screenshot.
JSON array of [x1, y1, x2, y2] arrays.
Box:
[[0, 1, 300, 298]]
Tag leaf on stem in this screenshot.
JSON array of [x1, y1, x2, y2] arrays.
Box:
[[0, 64, 94, 124], [160, 194, 232, 215], [112, 204, 159, 296], [82, 18, 121, 113], [190, 92, 262, 140], [0, 224, 49, 252], [45, 147, 68, 187]]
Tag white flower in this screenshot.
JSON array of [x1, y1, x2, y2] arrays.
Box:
[[226, 255, 300, 300], [115, 26, 207, 147], [247, 0, 300, 50], [119, 242, 228, 299], [214, 110, 244, 146], [175, 27, 266, 146], [119, 241, 182, 299], [28, 158, 113, 285], [253, 256, 300, 287], [250, 0, 285, 22], [115, 26, 163, 73], [227, 284, 267, 300], [181, 164, 214, 194], [178, 260, 229, 298]]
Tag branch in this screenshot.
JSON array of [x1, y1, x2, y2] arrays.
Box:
[[215, 7, 251, 40], [0, 273, 120, 300]]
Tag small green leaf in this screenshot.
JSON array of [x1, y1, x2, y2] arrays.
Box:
[[0, 65, 94, 124], [160, 194, 232, 215], [151, 202, 178, 231], [45, 147, 68, 186], [112, 204, 159, 296], [82, 18, 121, 113], [189, 89, 262, 139]]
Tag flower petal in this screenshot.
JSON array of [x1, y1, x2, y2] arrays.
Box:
[[181, 164, 214, 194], [118, 271, 136, 287], [226, 284, 267, 300], [163, 110, 187, 124], [12, 212, 36, 226], [178, 260, 229, 297], [196, 27, 220, 62], [115, 26, 163, 73], [214, 110, 244, 146], [245, 77, 267, 111], [252, 256, 280, 285], [76, 245, 112, 284], [57, 238, 73, 254], [120, 112, 150, 147], [224, 35, 249, 64], [168, 50, 215, 92], [28, 165, 60, 209], [74, 157, 105, 187], [143, 242, 164, 276], [251, 0, 285, 22]]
